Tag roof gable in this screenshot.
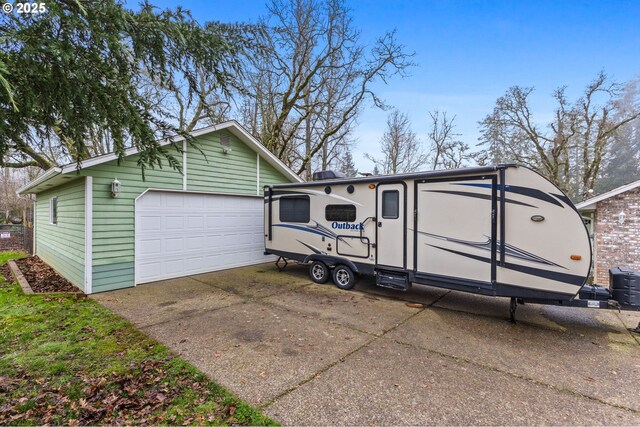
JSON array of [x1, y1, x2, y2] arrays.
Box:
[[18, 121, 302, 195]]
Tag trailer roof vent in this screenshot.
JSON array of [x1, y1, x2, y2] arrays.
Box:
[[312, 170, 347, 181]]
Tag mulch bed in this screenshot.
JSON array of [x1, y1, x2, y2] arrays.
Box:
[[13, 256, 82, 293]]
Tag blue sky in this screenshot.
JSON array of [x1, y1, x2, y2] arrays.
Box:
[[142, 0, 640, 172]]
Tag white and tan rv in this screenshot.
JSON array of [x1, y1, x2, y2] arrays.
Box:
[[264, 164, 639, 321]]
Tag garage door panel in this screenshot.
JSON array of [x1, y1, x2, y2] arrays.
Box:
[[140, 216, 161, 231], [205, 215, 223, 228], [163, 237, 184, 252], [163, 216, 184, 229], [185, 195, 204, 209], [137, 260, 163, 278], [233, 233, 253, 245], [135, 191, 271, 284], [138, 238, 162, 255], [165, 194, 185, 208], [138, 194, 162, 208], [186, 216, 204, 229], [186, 236, 205, 250], [205, 234, 224, 247], [164, 258, 184, 275]]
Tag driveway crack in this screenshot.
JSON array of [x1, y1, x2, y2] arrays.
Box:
[[385, 337, 640, 415], [258, 334, 378, 410], [260, 290, 452, 409]]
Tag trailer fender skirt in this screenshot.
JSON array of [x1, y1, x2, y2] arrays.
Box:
[[304, 254, 359, 274]]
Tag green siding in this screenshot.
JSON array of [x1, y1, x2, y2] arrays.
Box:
[[187, 130, 258, 194], [260, 157, 292, 187], [85, 149, 183, 293], [92, 262, 135, 290], [35, 178, 86, 291], [32, 127, 295, 293]]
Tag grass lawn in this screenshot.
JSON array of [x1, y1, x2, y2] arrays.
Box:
[[0, 251, 276, 426]]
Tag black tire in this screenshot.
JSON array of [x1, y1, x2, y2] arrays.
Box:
[[309, 261, 330, 284], [332, 265, 356, 290]]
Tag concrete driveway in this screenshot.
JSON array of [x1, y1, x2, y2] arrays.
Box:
[[93, 263, 640, 425]]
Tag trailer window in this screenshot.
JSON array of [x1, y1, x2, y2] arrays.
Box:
[[279, 196, 310, 223], [381, 190, 399, 219], [325, 204, 356, 222]]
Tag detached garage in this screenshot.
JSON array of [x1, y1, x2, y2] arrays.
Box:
[[17, 121, 302, 294]]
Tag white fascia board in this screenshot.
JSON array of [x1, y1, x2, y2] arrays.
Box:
[[576, 202, 597, 211], [16, 167, 62, 196], [575, 178, 640, 211]]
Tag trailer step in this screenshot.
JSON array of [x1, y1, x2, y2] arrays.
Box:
[[376, 270, 410, 291]]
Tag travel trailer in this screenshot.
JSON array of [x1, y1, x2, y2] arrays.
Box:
[[264, 164, 640, 322]]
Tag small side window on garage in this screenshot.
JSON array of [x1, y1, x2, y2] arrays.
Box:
[[49, 197, 58, 225], [280, 196, 310, 223], [325, 204, 356, 222]]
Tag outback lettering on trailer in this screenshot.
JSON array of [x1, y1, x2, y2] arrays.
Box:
[[331, 221, 364, 230]]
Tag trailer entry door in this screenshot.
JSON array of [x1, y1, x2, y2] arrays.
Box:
[[376, 183, 406, 268], [415, 175, 497, 289]]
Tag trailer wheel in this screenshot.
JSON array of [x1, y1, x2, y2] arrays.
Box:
[[309, 261, 330, 284], [333, 265, 356, 290]]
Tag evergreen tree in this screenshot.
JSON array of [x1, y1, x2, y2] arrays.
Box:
[[339, 150, 358, 177], [0, 1, 253, 175]]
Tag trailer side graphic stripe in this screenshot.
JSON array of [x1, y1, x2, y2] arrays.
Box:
[[427, 245, 585, 286], [274, 222, 353, 246], [421, 189, 536, 208], [274, 224, 333, 238], [418, 231, 564, 268], [297, 240, 323, 254], [551, 192, 579, 213], [455, 183, 564, 208]]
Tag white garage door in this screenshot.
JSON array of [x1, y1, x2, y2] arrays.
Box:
[[135, 191, 270, 284]]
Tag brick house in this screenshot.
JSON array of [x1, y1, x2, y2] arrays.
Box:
[[576, 180, 640, 286]]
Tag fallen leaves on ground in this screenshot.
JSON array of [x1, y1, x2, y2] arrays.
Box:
[[405, 302, 424, 308], [0, 357, 220, 425], [0, 268, 275, 426], [14, 256, 81, 293]]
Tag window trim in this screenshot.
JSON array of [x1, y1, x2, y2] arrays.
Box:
[[381, 190, 399, 219], [279, 195, 311, 223], [325, 204, 357, 222], [49, 196, 58, 225]]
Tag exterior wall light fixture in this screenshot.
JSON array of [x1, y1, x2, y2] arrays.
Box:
[[111, 178, 121, 198]]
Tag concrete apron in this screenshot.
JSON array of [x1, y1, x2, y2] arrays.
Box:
[[93, 263, 640, 426]]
